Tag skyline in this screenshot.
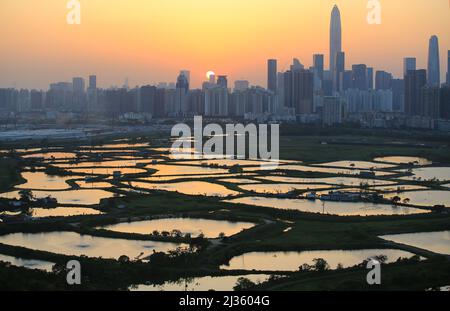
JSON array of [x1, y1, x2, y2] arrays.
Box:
[[0, 1, 449, 89]]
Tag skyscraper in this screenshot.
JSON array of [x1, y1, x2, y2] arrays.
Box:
[[89, 75, 97, 89], [447, 50, 450, 85], [405, 69, 427, 115], [72, 77, 85, 93], [366, 67, 374, 90], [217, 75, 228, 88], [333, 51, 345, 93], [375, 71, 393, 90], [330, 5, 342, 77], [313, 54, 324, 91], [351, 64, 367, 90], [180, 70, 191, 84], [427, 35, 440, 87], [403, 58, 416, 76], [267, 59, 277, 94]]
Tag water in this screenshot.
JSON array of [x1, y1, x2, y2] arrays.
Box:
[[0, 253, 55, 272], [221, 249, 418, 271], [147, 164, 228, 176], [131, 181, 239, 197], [218, 178, 261, 184], [380, 231, 450, 255], [67, 167, 147, 175], [23, 152, 77, 160], [16, 172, 73, 190], [0, 189, 115, 205], [385, 190, 450, 207], [30, 207, 103, 218], [225, 197, 429, 216], [316, 161, 395, 170], [373, 156, 432, 166], [238, 183, 334, 194], [131, 274, 273, 291], [256, 176, 396, 187], [99, 218, 255, 238], [0, 232, 185, 259], [401, 167, 450, 182]]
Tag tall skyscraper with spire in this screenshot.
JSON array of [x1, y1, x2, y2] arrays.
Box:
[[427, 35, 440, 87], [330, 5, 342, 93]]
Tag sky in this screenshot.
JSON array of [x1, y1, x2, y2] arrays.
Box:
[[0, 0, 449, 89]]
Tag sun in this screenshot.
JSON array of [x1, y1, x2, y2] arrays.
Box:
[[206, 70, 215, 80]]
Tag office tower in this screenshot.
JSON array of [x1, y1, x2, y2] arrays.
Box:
[[217, 75, 228, 88], [89, 75, 97, 89], [180, 70, 191, 84], [391, 78, 405, 112], [447, 50, 450, 85], [405, 69, 427, 115], [313, 54, 324, 91], [176, 73, 189, 115], [267, 59, 277, 93], [72, 77, 85, 93], [282, 69, 313, 114], [427, 35, 440, 87], [421, 87, 440, 118], [351, 64, 367, 90], [341, 70, 352, 91], [366, 67, 374, 89], [333, 52, 345, 93], [440, 86, 450, 119], [375, 71, 393, 90], [330, 5, 342, 79], [234, 80, 249, 92], [403, 57, 416, 77]]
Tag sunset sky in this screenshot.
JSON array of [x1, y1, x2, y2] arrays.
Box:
[[0, 0, 449, 89]]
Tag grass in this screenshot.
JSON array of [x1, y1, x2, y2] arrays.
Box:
[[0, 158, 24, 192]]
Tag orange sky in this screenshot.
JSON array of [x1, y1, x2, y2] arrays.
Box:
[[0, 0, 449, 89]]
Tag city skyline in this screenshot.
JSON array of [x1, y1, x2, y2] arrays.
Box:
[[0, 1, 449, 89]]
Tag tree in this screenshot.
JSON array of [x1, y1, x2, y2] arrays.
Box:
[[233, 277, 256, 291], [312, 258, 330, 272], [19, 189, 33, 202]]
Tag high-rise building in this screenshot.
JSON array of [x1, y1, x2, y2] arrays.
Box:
[[267, 59, 277, 93], [366, 67, 374, 90], [351, 64, 367, 90], [322, 96, 344, 126], [405, 69, 427, 115], [421, 87, 440, 118], [333, 52, 345, 93], [447, 50, 450, 85], [313, 54, 324, 91], [391, 78, 405, 112], [427, 35, 440, 87], [440, 86, 450, 119], [403, 58, 416, 76], [282, 69, 314, 114], [89, 75, 97, 89], [217, 75, 228, 89], [330, 5, 342, 79], [176, 73, 189, 91], [180, 70, 191, 84], [72, 77, 85, 93], [375, 71, 393, 90], [234, 80, 249, 92]]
